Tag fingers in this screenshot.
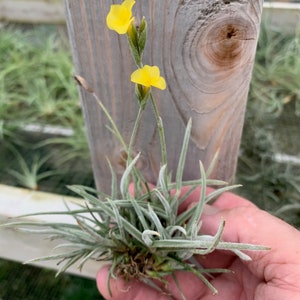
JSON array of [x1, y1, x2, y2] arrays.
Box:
[[210, 191, 257, 210], [97, 265, 218, 300], [163, 271, 215, 300], [128, 182, 155, 197], [179, 188, 300, 277], [177, 186, 215, 213], [201, 197, 299, 248], [96, 266, 170, 300], [200, 195, 300, 280]]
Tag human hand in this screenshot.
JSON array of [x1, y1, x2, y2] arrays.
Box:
[[96, 187, 300, 300]]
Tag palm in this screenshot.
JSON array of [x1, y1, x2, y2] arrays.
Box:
[[174, 255, 260, 300], [148, 250, 257, 300], [164, 252, 300, 300]]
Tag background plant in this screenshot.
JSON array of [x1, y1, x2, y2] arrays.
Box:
[[237, 20, 300, 226], [0, 25, 92, 193], [249, 21, 300, 117]]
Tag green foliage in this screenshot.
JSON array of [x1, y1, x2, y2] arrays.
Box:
[[237, 21, 300, 226], [249, 21, 300, 117], [7, 147, 59, 190], [0, 25, 91, 192], [0, 25, 79, 126]]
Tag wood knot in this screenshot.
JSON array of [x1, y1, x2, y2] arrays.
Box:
[[225, 24, 237, 39], [204, 19, 254, 69]]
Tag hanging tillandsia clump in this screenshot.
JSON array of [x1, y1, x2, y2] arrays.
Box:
[[3, 1, 269, 299]]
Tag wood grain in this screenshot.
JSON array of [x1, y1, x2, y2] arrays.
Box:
[[65, 0, 263, 192], [0, 0, 64, 24], [0, 184, 99, 278]]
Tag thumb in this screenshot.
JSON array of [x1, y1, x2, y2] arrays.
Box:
[[200, 192, 300, 277], [96, 265, 169, 300]]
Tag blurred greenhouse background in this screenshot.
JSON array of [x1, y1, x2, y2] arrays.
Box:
[[0, 1, 300, 299]]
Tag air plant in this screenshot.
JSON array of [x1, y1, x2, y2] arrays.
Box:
[[7, 148, 59, 190]]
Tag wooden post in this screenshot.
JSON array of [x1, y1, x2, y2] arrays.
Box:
[[0, 0, 65, 24], [64, 0, 263, 192]]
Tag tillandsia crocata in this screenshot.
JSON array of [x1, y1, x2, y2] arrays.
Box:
[[2, 1, 269, 299]]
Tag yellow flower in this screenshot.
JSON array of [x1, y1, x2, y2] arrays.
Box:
[[131, 65, 166, 90], [106, 0, 135, 34]]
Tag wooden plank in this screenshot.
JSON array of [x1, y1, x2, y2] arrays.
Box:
[[0, 0, 64, 24], [0, 1, 299, 28], [263, 2, 300, 33], [0, 184, 102, 277], [65, 0, 264, 192]]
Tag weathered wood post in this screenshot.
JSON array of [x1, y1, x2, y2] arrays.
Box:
[[64, 0, 263, 192]]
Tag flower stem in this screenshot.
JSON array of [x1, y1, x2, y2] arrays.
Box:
[[128, 105, 145, 162], [149, 93, 167, 167]]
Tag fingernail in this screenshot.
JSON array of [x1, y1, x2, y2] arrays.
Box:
[[203, 205, 220, 216]]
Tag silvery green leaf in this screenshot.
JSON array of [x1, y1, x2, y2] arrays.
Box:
[[128, 193, 149, 231], [120, 152, 141, 197], [152, 188, 171, 220], [186, 161, 206, 236], [142, 230, 160, 247], [173, 118, 192, 208], [166, 225, 187, 238], [157, 164, 168, 194], [147, 203, 167, 238], [106, 197, 126, 241], [204, 184, 242, 204]]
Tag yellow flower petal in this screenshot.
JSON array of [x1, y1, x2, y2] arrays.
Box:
[[131, 65, 166, 90], [131, 68, 150, 86], [106, 0, 135, 34], [123, 0, 135, 11], [152, 76, 167, 90], [144, 65, 159, 80]]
